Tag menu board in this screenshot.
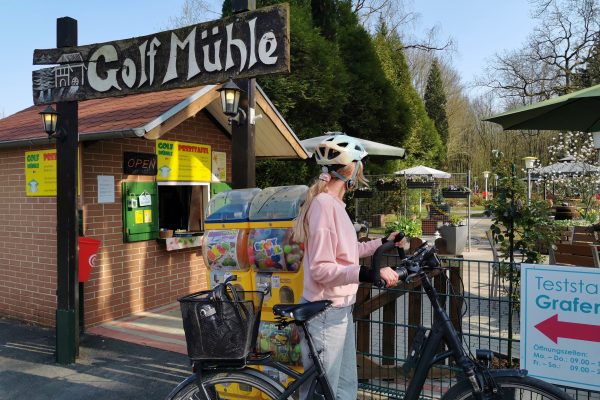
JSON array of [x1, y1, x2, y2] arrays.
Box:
[[25, 149, 80, 196], [156, 139, 211, 182], [211, 151, 226, 182]]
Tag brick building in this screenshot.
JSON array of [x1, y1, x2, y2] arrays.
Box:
[[0, 85, 306, 328]]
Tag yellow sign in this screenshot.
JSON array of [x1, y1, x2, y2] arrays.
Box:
[[144, 209, 152, 223], [25, 149, 81, 196], [156, 140, 211, 182], [25, 149, 56, 196], [135, 210, 144, 224]]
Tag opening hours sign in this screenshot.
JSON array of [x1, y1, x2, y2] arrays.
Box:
[[520, 263, 600, 391]]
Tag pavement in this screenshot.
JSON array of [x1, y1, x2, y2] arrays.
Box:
[[0, 318, 191, 399], [0, 217, 496, 399]]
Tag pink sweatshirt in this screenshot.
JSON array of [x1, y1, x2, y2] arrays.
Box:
[[302, 192, 383, 307]]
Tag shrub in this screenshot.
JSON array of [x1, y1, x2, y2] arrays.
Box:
[[385, 216, 422, 238]]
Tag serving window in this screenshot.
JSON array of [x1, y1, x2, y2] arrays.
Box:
[[158, 183, 209, 233]]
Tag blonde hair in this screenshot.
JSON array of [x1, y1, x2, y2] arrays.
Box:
[[292, 162, 367, 243]]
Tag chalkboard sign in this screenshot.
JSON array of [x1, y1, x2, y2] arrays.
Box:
[[123, 152, 157, 175]]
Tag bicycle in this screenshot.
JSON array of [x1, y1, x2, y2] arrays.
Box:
[[166, 239, 574, 400]]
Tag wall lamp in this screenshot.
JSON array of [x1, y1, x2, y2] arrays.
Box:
[[39, 105, 64, 139], [217, 79, 246, 125]]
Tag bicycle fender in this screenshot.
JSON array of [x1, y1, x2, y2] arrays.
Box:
[[241, 367, 288, 393], [164, 368, 289, 400], [454, 368, 528, 382], [484, 368, 528, 378], [164, 373, 199, 400]]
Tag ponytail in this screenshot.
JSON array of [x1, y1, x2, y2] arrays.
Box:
[[292, 162, 368, 243]]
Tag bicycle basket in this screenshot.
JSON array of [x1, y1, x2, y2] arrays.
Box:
[[178, 288, 264, 362]]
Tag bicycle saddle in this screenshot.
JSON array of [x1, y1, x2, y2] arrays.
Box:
[[273, 300, 332, 322]]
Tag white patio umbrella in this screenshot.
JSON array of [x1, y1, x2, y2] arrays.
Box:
[[394, 165, 451, 178], [395, 165, 451, 214], [532, 155, 600, 177], [300, 132, 406, 159]]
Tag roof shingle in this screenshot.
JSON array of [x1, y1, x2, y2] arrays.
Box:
[[0, 86, 202, 142]]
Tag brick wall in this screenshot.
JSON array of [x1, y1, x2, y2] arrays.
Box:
[[0, 110, 232, 327]]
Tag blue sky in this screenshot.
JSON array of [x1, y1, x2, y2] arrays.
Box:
[[410, 0, 534, 92], [1, 0, 534, 118]]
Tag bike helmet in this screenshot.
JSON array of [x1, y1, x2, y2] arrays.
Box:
[[314, 133, 368, 167]]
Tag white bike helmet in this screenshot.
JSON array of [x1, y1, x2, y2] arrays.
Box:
[[314, 133, 368, 167]]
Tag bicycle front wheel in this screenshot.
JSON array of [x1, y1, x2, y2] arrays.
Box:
[[442, 375, 573, 400], [169, 370, 284, 400]]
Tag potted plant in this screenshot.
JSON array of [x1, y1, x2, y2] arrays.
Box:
[[406, 176, 435, 189], [384, 216, 422, 239], [438, 213, 468, 254], [353, 187, 374, 198], [375, 178, 402, 191], [441, 185, 471, 198]]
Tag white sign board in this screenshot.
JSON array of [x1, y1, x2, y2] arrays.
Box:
[[97, 175, 115, 203], [520, 263, 600, 392]]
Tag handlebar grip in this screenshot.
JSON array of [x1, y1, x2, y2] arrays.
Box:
[[393, 232, 405, 258], [396, 267, 408, 282], [371, 240, 396, 287]]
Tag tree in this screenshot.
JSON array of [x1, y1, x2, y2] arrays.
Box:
[[333, 2, 406, 144], [424, 59, 449, 146], [544, 131, 600, 220], [573, 39, 600, 88], [372, 21, 443, 168], [480, 0, 600, 105]]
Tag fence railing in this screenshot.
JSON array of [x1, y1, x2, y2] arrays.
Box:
[[354, 255, 599, 400]]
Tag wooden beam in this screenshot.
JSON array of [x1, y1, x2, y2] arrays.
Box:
[[144, 90, 220, 140]]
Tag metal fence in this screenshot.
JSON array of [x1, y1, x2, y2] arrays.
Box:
[[354, 255, 600, 400]]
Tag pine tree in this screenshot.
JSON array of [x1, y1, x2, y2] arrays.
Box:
[[373, 23, 443, 168], [424, 59, 449, 146], [253, 0, 350, 187]]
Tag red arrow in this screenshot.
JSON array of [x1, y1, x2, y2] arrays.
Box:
[[535, 314, 600, 344]]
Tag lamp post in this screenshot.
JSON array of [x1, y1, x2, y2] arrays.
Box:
[[225, 0, 257, 189], [593, 132, 600, 162], [483, 170, 490, 200], [523, 156, 537, 205], [41, 17, 80, 365]]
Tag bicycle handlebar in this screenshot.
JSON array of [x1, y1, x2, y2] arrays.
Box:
[[371, 232, 405, 287], [371, 238, 441, 287]]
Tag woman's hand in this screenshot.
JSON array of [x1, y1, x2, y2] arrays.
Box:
[[380, 266, 399, 288], [386, 231, 408, 248]]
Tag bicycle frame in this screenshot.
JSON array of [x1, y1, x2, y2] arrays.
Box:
[[402, 270, 479, 400]]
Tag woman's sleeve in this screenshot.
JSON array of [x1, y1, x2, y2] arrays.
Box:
[[357, 238, 384, 258], [306, 199, 360, 286]]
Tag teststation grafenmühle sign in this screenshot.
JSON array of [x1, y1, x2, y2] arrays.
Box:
[[32, 4, 289, 104]]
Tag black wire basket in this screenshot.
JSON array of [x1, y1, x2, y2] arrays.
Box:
[[178, 289, 264, 362]]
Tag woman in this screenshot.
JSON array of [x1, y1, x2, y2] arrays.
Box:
[[292, 134, 403, 399]]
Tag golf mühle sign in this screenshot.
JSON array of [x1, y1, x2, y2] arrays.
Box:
[[32, 4, 289, 104]]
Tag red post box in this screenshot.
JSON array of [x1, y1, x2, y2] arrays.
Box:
[[78, 237, 100, 282]]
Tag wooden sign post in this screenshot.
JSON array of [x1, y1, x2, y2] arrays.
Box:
[[34, 4, 290, 364]]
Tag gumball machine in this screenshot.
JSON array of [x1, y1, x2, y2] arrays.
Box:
[[203, 188, 261, 291], [247, 185, 308, 372]]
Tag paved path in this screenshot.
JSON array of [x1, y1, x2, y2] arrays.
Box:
[[0, 318, 190, 400]]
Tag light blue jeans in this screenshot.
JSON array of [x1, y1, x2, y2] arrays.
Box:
[[300, 303, 357, 400]]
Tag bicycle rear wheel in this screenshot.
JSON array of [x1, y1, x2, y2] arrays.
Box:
[[442, 375, 573, 400], [169, 370, 284, 400]]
